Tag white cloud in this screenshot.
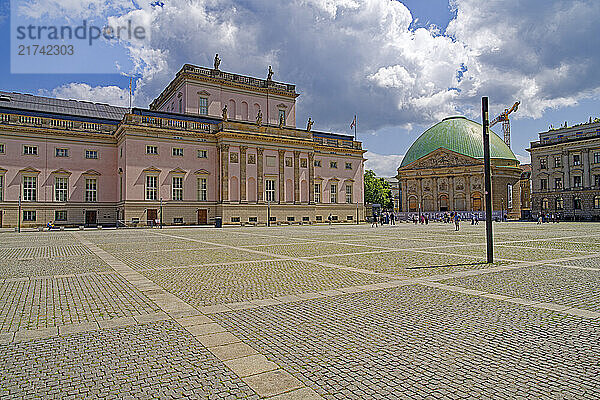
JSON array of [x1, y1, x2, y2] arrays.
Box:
[[41, 83, 131, 107], [515, 153, 530, 166], [364, 151, 404, 177]]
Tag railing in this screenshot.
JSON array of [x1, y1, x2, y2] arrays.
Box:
[[49, 119, 74, 129], [81, 122, 101, 131], [140, 115, 212, 133], [533, 130, 600, 147], [312, 136, 362, 150], [183, 65, 296, 94], [0, 112, 110, 133], [0, 114, 9, 123], [19, 115, 41, 125]]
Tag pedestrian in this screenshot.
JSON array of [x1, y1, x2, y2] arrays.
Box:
[[454, 213, 460, 231], [371, 213, 378, 228], [328, 213, 332, 226]]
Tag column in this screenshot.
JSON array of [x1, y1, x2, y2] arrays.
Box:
[[278, 149, 285, 204], [240, 146, 247, 202], [401, 179, 408, 212], [465, 174, 471, 211], [293, 150, 300, 204], [433, 177, 439, 211], [417, 178, 423, 211], [563, 151, 570, 189], [308, 152, 315, 204], [583, 150, 590, 187], [220, 144, 230, 202], [448, 176, 454, 211], [257, 147, 264, 202]]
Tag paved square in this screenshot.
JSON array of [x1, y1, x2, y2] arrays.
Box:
[[1, 222, 599, 399]]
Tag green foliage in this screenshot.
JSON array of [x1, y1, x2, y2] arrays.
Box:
[[364, 170, 393, 209]]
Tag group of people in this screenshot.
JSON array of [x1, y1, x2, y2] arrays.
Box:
[[371, 211, 396, 227], [537, 213, 560, 224]]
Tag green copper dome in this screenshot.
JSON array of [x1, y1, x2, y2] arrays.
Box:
[[400, 116, 517, 167]]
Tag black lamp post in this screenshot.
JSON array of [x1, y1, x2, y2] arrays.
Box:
[[482, 97, 494, 263]]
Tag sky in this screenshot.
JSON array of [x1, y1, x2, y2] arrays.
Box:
[[1, 0, 600, 177]]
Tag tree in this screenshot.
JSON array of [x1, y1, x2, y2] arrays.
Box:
[[364, 170, 393, 209]]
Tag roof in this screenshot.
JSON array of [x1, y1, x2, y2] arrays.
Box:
[[0, 91, 128, 121], [312, 131, 354, 141], [400, 116, 517, 167]]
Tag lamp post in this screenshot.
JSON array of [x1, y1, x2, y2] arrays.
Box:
[[356, 201, 359, 225], [267, 198, 271, 227], [501, 198, 504, 222], [18, 195, 21, 233], [160, 197, 163, 229], [482, 97, 494, 263]]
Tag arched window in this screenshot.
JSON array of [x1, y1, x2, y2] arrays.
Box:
[[541, 198, 549, 210], [408, 197, 418, 212], [228, 100, 236, 120], [594, 195, 600, 209], [241, 101, 249, 121], [471, 193, 482, 211], [423, 195, 434, 211], [573, 196, 582, 210], [439, 195, 449, 211], [555, 197, 564, 210]]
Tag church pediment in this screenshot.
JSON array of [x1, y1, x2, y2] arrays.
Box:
[[401, 148, 481, 170]]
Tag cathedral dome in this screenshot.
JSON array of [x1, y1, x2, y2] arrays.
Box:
[[400, 116, 517, 167]]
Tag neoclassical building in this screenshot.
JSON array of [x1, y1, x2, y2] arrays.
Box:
[[0, 62, 365, 227], [397, 116, 522, 217]]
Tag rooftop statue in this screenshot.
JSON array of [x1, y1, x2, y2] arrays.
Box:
[[214, 54, 221, 70], [279, 112, 285, 128], [222, 105, 228, 121], [307, 118, 314, 132], [256, 109, 263, 126], [267, 65, 273, 81]]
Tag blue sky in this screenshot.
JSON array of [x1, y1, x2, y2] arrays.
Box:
[[1, 0, 599, 176]]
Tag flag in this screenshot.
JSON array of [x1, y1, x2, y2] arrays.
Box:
[[350, 115, 356, 130]]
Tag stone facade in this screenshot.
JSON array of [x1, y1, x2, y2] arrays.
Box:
[[527, 121, 600, 221], [0, 64, 365, 228]]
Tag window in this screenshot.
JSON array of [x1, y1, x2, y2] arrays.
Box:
[[0, 143, 4, 154], [146, 175, 158, 200], [540, 179, 547, 190], [573, 176, 582, 188], [172, 176, 183, 200], [0, 175, 3, 201], [54, 177, 68, 202], [265, 179, 276, 202], [345, 184, 353, 204], [314, 160, 321, 167], [287, 216, 295, 222], [300, 158, 307, 168], [23, 211, 36, 221], [594, 196, 600, 209], [539, 157, 547, 169], [178, 98, 182, 113], [24, 145, 38, 155], [55, 148, 69, 157], [266, 156, 276, 167], [120, 147, 123, 158], [249, 216, 258, 223], [595, 175, 600, 187], [198, 177, 207, 201], [573, 154, 581, 166], [314, 183, 321, 203], [594, 152, 600, 164], [230, 153, 239, 163], [85, 150, 98, 159], [541, 198, 549, 210], [197, 149, 207, 158], [278, 109, 285, 125], [330, 183, 337, 203], [554, 156, 561, 168], [85, 178, 97, 202], [347, 216, 353, 221], [285, 157, 292, 167], [316, 215, 322, 221], [55, 210, 67, 221], [172, 148, 184, 157], [248, 154, 256, 164], [345, 162, 352, 170], [23, 176, 37, 201], [199, 97, 208, 116], [555, 197, 564, 210], [147, 145, 158, 155], [173, 217, 184, 224], [554, 177, 562, 190], [231, 217, 241, 223], [330, 161, 337, 169], [573, 197, 582, 210]]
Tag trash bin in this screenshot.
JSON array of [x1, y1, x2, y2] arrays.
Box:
[[214, 216, 222, 228]]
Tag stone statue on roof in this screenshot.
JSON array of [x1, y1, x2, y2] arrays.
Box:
[[267, 66, 273, 81], [307, 118, 314, 132], [279, 112, 285, 128], [222, 105, 228, 121], [256, 109, 263, 126], [214, 54, 221, 70]]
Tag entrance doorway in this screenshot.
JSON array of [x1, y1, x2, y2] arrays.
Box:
[[147, 209, 158, 226], [85, 210, 97, 226], [197, 209, 208, 225], [472, 195, 482, 211]]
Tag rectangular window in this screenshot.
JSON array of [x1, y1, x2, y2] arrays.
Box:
[[573, 154, 581, 166], [594, 152, 600, 164], [24, 145, 38, 155], [554, 156, 561, 168], [173, 217, 184, 224], [197, 149, 207, 158], [345, 162, 352, 170], [55, 148, 69, 157], [54, 177, 68, 202], [279, 109, 285, 125], [55, 210, 67, 221], [554, 177, 562, 190], [330, 183, 337, 203], [287, 216, 295, 222], [85, 178, 97, 202], [248, 154, 256, 164], [172, 176, 183, 200], [146, 175, 158, 200], [23, 176, 37, 201], [266, 156, 276, 167], [0, 175, 3, 202], [345, 184, 353, 204], [573, 176, 582, 188], [172, 148, 184, 157], [314, 183, 321, 203], [85, 150, 98, 159], [199, 97, 208, 116], [146, 145, 158, 155], [198, 177, 207, 201], [0, 143, 4, 154], [330, 161, 337, 169], [265, 179, 276, 202], [231, 217, 241, 223], [595, 196, 600, 209], [539, 157, 547, 169], [300, 158, 307, 168], [23, 211, 36, 221], [556, 198, 564, 210], [540, 179, 547, 191], [178, 99, 182, 113], [249, 217, 258, 223], [285, 157, 292, 167], [314, 160, 321, 167], [595, 175, 600, 187]]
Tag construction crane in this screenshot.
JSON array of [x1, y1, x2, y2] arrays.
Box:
[[490, 101, 520, 148]]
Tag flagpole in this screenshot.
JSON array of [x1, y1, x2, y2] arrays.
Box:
[[354, 114, 357, 140]]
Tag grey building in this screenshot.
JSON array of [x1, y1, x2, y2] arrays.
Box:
[[527, 119, 600, 220], [384, 177, 401, 212]]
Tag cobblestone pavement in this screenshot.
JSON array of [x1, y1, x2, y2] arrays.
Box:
[[1, 222, 599, 399]]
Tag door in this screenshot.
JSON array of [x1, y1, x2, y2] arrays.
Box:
[[198, 209, 208, 225], [147, 209, 158, 226], [85, 210, 97, 226], [0, 210, 2, 227], [472, 197, 482, 211]]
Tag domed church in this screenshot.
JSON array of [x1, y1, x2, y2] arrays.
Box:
[[396, 116, 522, 216]]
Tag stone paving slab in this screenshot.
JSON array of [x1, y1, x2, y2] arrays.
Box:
[[0, 254, 112, 279]]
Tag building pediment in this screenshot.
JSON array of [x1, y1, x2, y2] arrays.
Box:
[[143, 166, 162, 173], [19, 166, 41, 174], [400, 148, 481, 171], [82, 169, 101, 176], [169, 167, 187, 175], [51, 168, 72, 175], [194, 169, 211, 175]]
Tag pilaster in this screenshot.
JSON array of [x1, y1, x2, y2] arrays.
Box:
[[257, 147, 264, 203], [308, 152, 315, 204], [278, 149, 285, 204], [240, 146, 247, 202], [293, 150, 300, 204]]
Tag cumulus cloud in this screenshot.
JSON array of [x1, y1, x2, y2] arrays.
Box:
[[515, 153, 530, 166], [364, 151, 404, 177], [44, 0, 600, 136], [41, 83, 131, 107]]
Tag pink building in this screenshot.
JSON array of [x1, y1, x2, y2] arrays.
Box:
[[0, 62, 365, 227]]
